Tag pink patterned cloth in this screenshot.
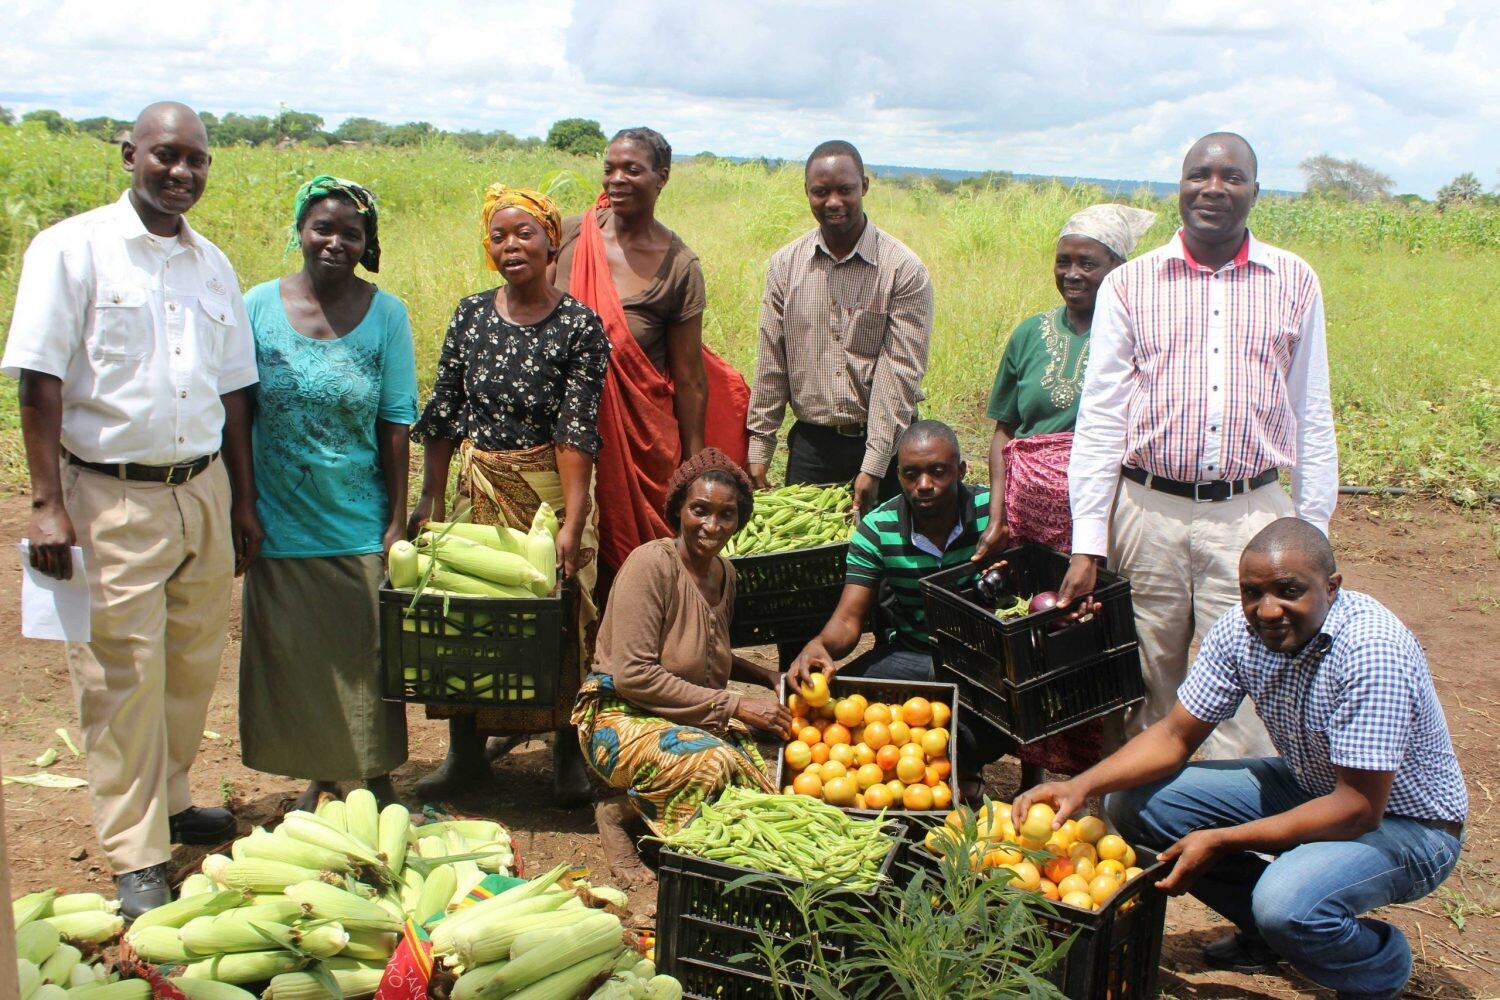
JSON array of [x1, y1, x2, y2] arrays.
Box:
[[1002, 431, 1074, 550], [1003, 430, 1104, 776]]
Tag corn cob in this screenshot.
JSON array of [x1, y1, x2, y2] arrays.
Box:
[[320, 956, 388, 971], [417, 534, 548, 589], [280, 811, 385, 869], [377, 803, 410, 871], [337, 928, 398, 961], [199, 854, 231, 886], [429, 889, 572, 956], [531, 502, 559, 539], [18, 919, 61, 964], [64, 981, 151, 1000], [126, 888, 245, 932], [470, 841, 515, 874], [478, 912, 622, 996], [388, 539, 421, 588], [414, 863, 457, 924], [163, 979, 259, 1000], [316, 797, 348, 830], [283, 881, 402, 933], [414, 819, 506, 842], [261, 967, 384, 1000], [442, 904, 594, 969], [179, 915, 297, 954], [236, 829, 353, 873], [122, 924, 198, 963], [33, 985, 69, 1000], [20, 959, 42, 1000], [51, 894, 117, 916], [218, 859, 324, 894], [179, 950, 307, 985], [177, 874, 216, 898], [206, 898, 304, 924], [14, 888, 58, 928], [415, 835, 448, 860], [450, 959, 509, 1000], [485, 946, 619, 1000], [525, 527, 556, 594], [343, 788, 380, 854], [412, 554, 538, 598], [45, 910, 124, 944], [647, 974, 684, 1000], [398, 867, 424, 913], [40, 944, 82, 985], [68, 964, 100, 987], [425, 521, 532, 556]]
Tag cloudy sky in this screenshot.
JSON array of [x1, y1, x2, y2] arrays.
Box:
[[4, 0, 1497, 196]]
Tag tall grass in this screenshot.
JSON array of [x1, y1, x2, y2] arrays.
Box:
[[0, 127, 1495, 499]]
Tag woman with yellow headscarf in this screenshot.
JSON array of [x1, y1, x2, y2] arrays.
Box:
[[408, 185, 610, 803]]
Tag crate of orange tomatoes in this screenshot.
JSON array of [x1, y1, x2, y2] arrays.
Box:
[[907, 799, 1171, 1000], [772, 673, 960, 819]]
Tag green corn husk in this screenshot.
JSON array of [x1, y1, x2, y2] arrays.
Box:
[[261, 967, 385, 999], [127, 889, 246, 932], [343, 788, 381, 854], [163, 979, 259, 1000], [40, 944, 83, 985], [179, 950, 307, 985], [176, 874, 216, 898], [237, 829, 354, 874], [63, 980, 151, 999], [32, 984, 69, 1000], [51, 894, 117, 916], [283, 881, 402, 933], [122, 924, 198, 963], [377, 803, 410, 872], [14, 888, 59, 928], [45, 910, 124, 944], [17, 918, 62, 964], [218, 859, 324, 894]]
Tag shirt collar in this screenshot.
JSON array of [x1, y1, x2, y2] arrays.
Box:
[[895, 484, 981, 549], [111, 190, 201, 249], [1163, 228, 1274, 275], [812, 217, 880, 265]]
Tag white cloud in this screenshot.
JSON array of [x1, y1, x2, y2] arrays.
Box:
[[3, 0, 1498, 195]]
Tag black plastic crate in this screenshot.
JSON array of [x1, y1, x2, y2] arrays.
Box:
[[655, 819, 908, 999], [899, 843, 1171, 999], [378, 582, 570, 708], [936, 645, 1144, 743], [728, 541, 849, 648], [922, 543, 1137, 688], [772, 675, 959, 821]]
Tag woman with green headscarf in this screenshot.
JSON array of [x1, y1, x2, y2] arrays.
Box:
[[238, 175, 419, 812], [408, 185, 611, 804]]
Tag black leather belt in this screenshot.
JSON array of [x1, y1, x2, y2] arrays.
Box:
[[66, 449, 218, 485], [799, 421, 868, 438], [1122, 465, 1279, 502]]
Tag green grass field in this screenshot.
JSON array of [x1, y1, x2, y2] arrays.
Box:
[[1, 127, 1496, 500]]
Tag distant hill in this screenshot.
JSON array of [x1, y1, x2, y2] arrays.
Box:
[[713, 155, 1298, 198]]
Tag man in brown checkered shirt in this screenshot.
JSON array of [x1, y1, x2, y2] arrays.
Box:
[[746, 140, 934, 519]]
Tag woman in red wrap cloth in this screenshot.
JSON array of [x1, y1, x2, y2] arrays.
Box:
[[551, 127, 751, 594], [973, 203, 1157, 789]]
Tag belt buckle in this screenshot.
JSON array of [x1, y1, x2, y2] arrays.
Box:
[[1192, 480, 1232, 502], [163, 463, 179, 486], [834, 423, 864, 438]]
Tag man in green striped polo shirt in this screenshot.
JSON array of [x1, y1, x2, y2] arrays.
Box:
[[788, 419, 1009, 789]]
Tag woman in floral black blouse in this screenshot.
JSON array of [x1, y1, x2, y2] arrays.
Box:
[[408, 186, 610, 803]]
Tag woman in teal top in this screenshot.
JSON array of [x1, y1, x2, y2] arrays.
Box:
[[239, 176, 418, 812], [977, 203, 1156, 785]]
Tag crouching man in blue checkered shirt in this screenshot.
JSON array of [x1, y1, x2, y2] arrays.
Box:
[[1014, 517, 1466, 1000]]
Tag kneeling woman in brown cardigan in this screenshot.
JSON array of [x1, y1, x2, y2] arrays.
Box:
[[571, 449, 793, 885]]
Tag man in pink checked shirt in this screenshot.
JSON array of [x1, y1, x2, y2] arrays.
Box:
[[1058, 132, 1338, 761]]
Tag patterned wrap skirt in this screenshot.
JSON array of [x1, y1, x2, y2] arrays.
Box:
[[571, 672, 775, 834], [1003, 431, 1104, 776]]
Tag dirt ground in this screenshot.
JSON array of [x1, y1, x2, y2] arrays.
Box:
[[3, 494, 1498, 999]]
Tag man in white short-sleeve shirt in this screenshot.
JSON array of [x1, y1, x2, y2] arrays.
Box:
[[2, 102, 262, 918]]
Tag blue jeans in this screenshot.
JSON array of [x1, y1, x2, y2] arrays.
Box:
[[1106, 758, 1462, 998], [841, 645, 1013, 769]]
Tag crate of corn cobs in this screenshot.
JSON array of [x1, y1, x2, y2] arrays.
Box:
[[921, 543, 1142, 742], [379, 506, 571, 708], [725, 484, 857, 649], [654, 787, 906, 1000]]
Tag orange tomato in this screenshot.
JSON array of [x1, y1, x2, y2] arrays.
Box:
[[920, 727, 950, 758], [799, 672, 830, 708], [833, 698, 864, 727], [875, 744, 901, 771], [822, 723, 852, 746], [903, 783, 934, 811], [863, 721, 891, 750], [887, 720, 912, 747], [791, 772, 823, 798], [902, 697, 933, 728], [1088, 875, 1121, 905], [820, 760, 847, 781], [930, 700, 951, 729], [783, 740, 812, 770], [928, 758, 951, 780], [863, 783, 895, 810], [885, 779, 906, 800], [822, 776, 859, 807], [1096, 834, 1128, 863], [803, 762, 824, 779], [846, 692, 869, 713], [1007, 861, 1042, 892], [797, 725, 822, 746], [854, 793, 867, 810], [855, 762, 886, 790], [1061, 890, 1096, 911], [896, 755, 927, 784], [828, 743, 856, 767], [815, 700, 838, 720], [1072, 857, 1096, 881], [930, 781, 953, 810], [908, 726, 928, 748], [787, 692, 810, 717], [1042, 856, 1075, 884], [790, 715, 810, 734], [1056, 874, 1090, 897], [852, 743, 876, 766], [1096, 860, 1127, 880], [809, 742, 830, 765], [923, 764, 944, 786], [1039, 878, 1060, 901], [863, 703, 892, 726]]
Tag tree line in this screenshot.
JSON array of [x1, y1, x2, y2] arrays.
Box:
[[0, 105, 611, 156], [1299, 154, 1497, 210]]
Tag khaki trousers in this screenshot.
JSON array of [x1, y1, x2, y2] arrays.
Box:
[[62, 459, 234, 874], [1107, 475, 1292, 760]]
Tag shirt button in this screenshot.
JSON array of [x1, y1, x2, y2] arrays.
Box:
[[168, 303, 177, 312], [1210, 425, 1218, 432], [1212, 385, 1219, 391], [180, 391, 187, 399], [175, 347, 182, 355], [112, 292, 122, 303], [1214, 309, 1220, 315], [219, 313, 226, 322], [178, 436, 185, 444]]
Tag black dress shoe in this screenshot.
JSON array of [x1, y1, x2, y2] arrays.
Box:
[[1203, 931, 1282, 973], [168, 805, 237, 845], [116, 863, 171, 921]]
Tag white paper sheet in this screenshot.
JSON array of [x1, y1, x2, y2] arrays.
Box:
[[18, 542, 91, 642]]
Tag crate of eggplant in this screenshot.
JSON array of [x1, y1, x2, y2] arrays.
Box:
[[921, 543, 1142, 742], [380, 506, 570, 708], [726, 484, 857, 649]]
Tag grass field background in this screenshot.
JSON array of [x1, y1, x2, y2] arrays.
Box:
[[1, 127, 1495, 499]]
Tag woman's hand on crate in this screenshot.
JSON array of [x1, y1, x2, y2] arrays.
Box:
[[1154, 829, 1223, 895], [787, 642, 837, 692], [971, 518, 1010, 565], [555, 518, 583, 578], [734, 697, 794, 739]]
